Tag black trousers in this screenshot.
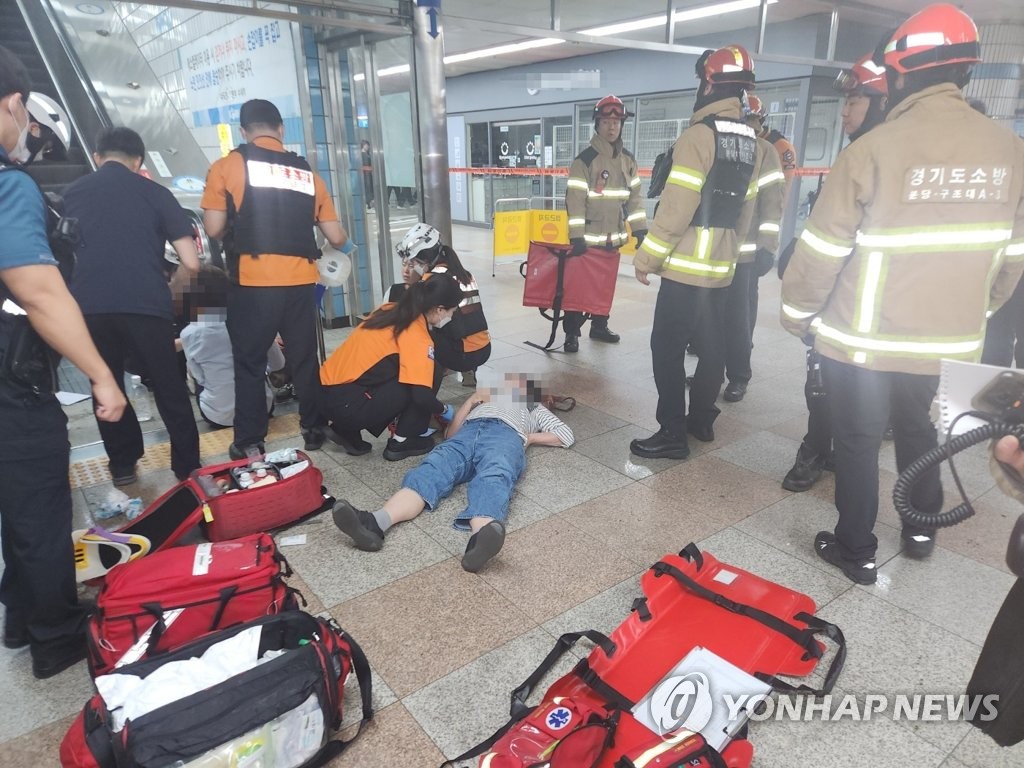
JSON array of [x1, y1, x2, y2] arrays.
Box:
[[824, 357, 942, 561], [433, 336, 492, 373], [563, 312, 611, 335], [724, 261, 754, 385], [651, 280, 726, 436], [228, 283, 323, 448], [85, 313, 200, 479], [981, 277, 1024, 367], [0, 383, 87, 650], [748, 269, 762, 340], [323, 379, 433, 439], [802, 379, 833, 458]]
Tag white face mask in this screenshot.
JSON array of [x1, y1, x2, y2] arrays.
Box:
[[7, 98, 30, 163], [412, 261, 428, 276], [432, 312, 453, 329]]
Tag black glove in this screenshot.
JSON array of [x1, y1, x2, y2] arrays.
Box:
[[777, 238, 797, 279], [570, 237, 587, 257], [633, 229, 647, 250], [754, 247, 775, 277]]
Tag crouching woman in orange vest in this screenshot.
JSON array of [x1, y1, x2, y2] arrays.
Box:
[[320, 275, 463, 462]]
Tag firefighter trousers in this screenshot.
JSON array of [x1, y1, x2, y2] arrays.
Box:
[[823, 358, 942, 562]]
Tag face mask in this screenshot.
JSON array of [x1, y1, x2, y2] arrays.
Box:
[[26, 131, 46, 160], [7, 99, 31, 163], [412, 261, 428, 276], [432, 313, 453, 329]]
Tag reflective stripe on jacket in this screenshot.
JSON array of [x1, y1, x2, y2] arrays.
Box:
[[736, 136, 785, 263], [781, 83, 1024, 374], [634, 98, 771, 288], [565, 134, 646, 245]]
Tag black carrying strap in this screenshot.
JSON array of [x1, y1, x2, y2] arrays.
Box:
[[440, 629, 617, 767], [305, 627, 375, 766], [614, 734, 728, 768], [522, 245, 581, 352], [653, 548, 846, 697]]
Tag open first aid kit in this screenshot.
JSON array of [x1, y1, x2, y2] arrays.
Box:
[[86, 533, 303, 678], [108, 449, 335, 558], [61, 611, 373, 768], [447, 543, 846, 768]]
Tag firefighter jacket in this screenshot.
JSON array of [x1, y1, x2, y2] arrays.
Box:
[[634, 98, 776, 288], [566, 134, 645, 247], [781, 83, 1024, 375], [736, 136, 785, 264]]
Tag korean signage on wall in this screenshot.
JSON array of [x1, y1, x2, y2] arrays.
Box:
[[181, 16, 301, 129]]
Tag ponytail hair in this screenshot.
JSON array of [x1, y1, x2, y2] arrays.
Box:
[[363, 272, 463, 337], [434, 244, 473, 285]]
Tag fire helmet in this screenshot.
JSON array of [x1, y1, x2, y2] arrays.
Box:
[[745, 94, 767, 120], [833, 55, 888, 97], [700, 44, 756, 88], [594, 95, 631, 120], [882, 3, 981, 74], [397, 222, 442, 264]]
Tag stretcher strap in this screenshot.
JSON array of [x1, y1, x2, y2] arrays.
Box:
[[651, 561, 846, 696], [439, 629, 618, 767]]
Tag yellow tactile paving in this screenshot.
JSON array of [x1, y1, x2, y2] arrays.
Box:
[[69, 413, 302, 489]]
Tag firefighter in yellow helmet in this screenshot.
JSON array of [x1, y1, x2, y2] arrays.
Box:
[[631, 44, 778, 460], [562, 94, 646, 352], [781, 3, 1024, 583]]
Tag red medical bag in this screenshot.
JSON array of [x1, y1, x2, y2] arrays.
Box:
[[85, 533, 301, 677], [116, 451, 334, 550]]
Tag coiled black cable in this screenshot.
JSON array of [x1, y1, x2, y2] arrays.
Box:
[[893, 412, 1024, 530]]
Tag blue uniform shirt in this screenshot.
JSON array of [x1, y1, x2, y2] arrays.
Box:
[[0, 147, 57, 274], [63, 161, 192, 320]]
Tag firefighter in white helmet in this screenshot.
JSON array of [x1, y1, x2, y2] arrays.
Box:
[[631, 44, 779, 460], [781, 3, 1024, 583], [562, 94, 646, 352]]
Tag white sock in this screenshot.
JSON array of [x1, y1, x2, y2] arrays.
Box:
[[372, 509, 393, 533]]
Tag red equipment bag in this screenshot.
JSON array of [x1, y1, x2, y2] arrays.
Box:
[[116, 450, 334, 551], [520, 241, 620, 350], [446, 544, 846, 768], [61, 611, 373, 768], [86, 533, 303, 677]]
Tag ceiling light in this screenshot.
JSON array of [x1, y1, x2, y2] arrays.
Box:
[[443, 37, 564, 65], [580, 0, 777, 37]]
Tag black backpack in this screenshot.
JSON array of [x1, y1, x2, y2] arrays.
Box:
[[646, 142, 675, 199]]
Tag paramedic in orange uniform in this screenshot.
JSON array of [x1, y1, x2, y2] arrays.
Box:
[[201, 98, 353, 460], [320, 275, 463, 462]]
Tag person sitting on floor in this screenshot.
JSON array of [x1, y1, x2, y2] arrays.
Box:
[[320, 274, 463, 461], [332, 372, 575, 572], [177, 265, 283, 428]]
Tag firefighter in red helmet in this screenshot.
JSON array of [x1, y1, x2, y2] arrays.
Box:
[[781, 4, 1024, 583], [561, 94, 646, 352], [631, 44, 779, 460], [835, 54, 889, 141]]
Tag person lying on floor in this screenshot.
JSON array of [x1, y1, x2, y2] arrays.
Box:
[[332, 373, 575, 571]]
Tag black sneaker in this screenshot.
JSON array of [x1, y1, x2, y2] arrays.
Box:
[[901, 528, 936, 559], [31, 633, 87, 679], [332, 500, 385, 552], [302, 428, 326, 451], [814, 531, 877, 585], [723, 381, 747, 402], [382, 435, 435, 461], [326, 427, 372, 456], [629, 430, 690, 460], [462, 521, 506, 572], [589, 325, 620, 344], [782, 446, 827, 492], [564, 335, 579, 353], [228, 442, 264, 461], [108, 462, 137, 486]]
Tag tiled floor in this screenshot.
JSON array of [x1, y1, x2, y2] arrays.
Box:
[[2, 224, 1022, 767]]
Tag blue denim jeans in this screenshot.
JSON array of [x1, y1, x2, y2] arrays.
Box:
[[401, 418, 527, 530]]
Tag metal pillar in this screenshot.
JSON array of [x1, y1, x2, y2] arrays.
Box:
[[411, 1, 452, 246]]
